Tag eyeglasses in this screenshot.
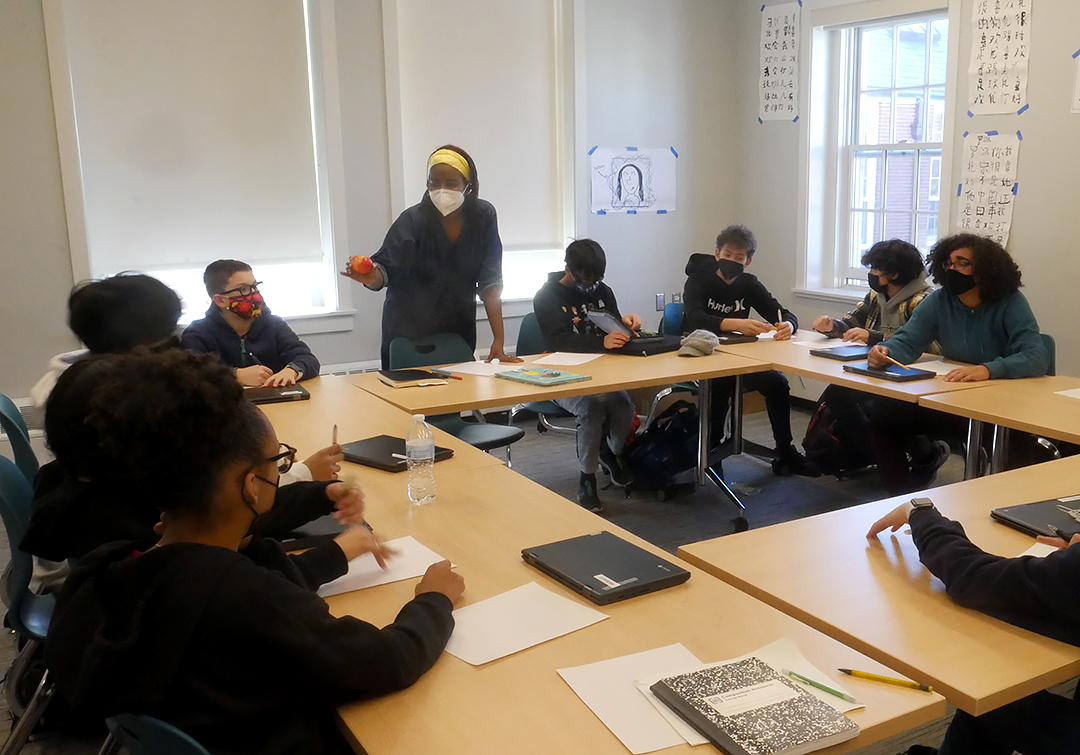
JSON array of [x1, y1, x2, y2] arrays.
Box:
[[266, 443, 297, 474], [220, 281, 263, 297], [943, 259, 973, 272]]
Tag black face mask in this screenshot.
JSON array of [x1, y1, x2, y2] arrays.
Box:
[[943, 269, 977, 296], [867, 273, 890, 294], [717, 259, 745, 281], [242, 474, 279, 537], [574, 281, 599, 295]]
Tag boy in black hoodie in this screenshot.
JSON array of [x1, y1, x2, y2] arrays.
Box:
[[533, 239, 638, 512], [683, 225, 818, 476], [45, 350, 463, 755]]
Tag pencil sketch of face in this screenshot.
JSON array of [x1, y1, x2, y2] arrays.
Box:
[[618, 164, 643, 203]]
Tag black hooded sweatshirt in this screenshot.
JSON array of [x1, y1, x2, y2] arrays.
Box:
[[682, 254, 798, 335], [45, 539, 454, 755], [532, 271, 624, 353]]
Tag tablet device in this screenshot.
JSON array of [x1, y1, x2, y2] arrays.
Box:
[[341, 434, 454, 472], [809, 344, 871, 361], [243, 384, 311, 404], [991, 495, 1080, 539], [584, 311, 682, 356], [521, 531, 690, 605], [842, 361, 936, 382]]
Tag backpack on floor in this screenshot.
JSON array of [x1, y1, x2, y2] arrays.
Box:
[[625, 400, 699, 489], [801, 400, 874, 478]]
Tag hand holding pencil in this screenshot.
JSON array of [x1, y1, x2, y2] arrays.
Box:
[[867, 344, 899, 370]]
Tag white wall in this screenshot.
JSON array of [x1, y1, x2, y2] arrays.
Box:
[[733, 0, 1080, 376]]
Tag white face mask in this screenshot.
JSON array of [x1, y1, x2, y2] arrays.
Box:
[[429, 188, 465, 216]]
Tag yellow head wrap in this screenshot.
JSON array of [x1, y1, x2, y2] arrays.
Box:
[[427, 148, 471, 182]]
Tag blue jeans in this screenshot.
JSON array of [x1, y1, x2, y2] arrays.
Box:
[[939, 689, 1080, 755], [555, 391, 636, 474]]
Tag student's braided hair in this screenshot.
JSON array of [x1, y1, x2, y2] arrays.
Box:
[[927, 233, 1022, 303], [84, 349, 268, 517]]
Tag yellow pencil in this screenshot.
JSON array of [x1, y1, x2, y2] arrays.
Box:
[[838, 668, 933, 692], [881, 354, 910, 370]]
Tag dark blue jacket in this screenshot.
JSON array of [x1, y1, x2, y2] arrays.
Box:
[[181, 305, 320, 379]]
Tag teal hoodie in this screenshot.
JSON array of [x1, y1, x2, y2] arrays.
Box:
[[882, 288, 1049, 379]]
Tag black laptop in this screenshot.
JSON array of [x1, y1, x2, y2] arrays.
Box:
[[341, 434, 454, 472], [522, 531, 691, 605], [991, 496, 1080, 539], [586, 311, 682, 356], [842, 361, 936, 382], [243, 384, 311, 404], [809, 344, 872, 361]]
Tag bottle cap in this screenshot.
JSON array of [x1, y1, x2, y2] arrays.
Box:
[[413, 414, 425, 421]]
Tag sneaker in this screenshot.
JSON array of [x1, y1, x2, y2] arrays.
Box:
[[911, 440, 950, 488], [771, 445, 822, 477], [577, 473, 603, 512], [598, 444, 633, 487]]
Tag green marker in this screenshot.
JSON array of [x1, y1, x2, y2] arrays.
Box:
[[782, 669, 858, 704]]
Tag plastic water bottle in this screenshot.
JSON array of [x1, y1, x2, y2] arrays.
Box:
[[406, 414, 437, 504]]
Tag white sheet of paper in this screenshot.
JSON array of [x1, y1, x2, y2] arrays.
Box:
[[906, 358, 958, 377], [534, 352, 602, 366], [445, 582, 608, 666], [1054, 387, 1080, 400], [634, 670, 711, 746], [441, 360, 511, 377], [755, 329, 777, 339], [317, 536, 447, 598], [558, 644, 706, 754], [1018, 542, 1060, 558], [789, 332, 832, 347]]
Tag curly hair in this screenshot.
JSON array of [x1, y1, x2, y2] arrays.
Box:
[[45, 356, 117, 479], [83, 350, 269, 517], [715, 225, 757, 259], [861, 239, 925, 285], [927, 233, 1022, 302]]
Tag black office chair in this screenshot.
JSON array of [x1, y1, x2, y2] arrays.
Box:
[[389, 334, 525, 467], [508, 313, 577, 435]]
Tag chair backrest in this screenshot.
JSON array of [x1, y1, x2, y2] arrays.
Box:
[[107, 714, 212, 755], [516, 313, 547, 357], [0, 455, 38, 636], [661, 302, 685, 337], [0, 394, 39, 482], [1041, 333, 1056, 377], [389, 333, 476, 369]]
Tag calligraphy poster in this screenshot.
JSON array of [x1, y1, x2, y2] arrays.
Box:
[[968, 0, 1032, 115], [759, 3, 799, 121], [589, 148, 677, 214], [956, 132, 1020, 246]]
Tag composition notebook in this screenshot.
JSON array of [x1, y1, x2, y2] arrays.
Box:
[[991, 494, 1080, 539], [650, 657, 860, 755], [842, 360, 936, 382], [340, 434, 454, 472], [809, 344, 871, 362], [377, 369, 448, 388], [242, 384, 311, 405], [495, 367, 591, 387], [521, 531, 690, 605]]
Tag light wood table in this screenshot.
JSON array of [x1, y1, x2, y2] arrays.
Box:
[[328, 464, 945, 755], [258, 375, 504, 490], [679, 455, 1080, 715]]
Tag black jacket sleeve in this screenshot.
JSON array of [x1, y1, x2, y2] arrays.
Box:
[[746, 278, 799, 332], [271, 317, 320, 380], [533, 287, 604, 353], [910, 507, 1080, 647], [180, 322, 217, 357], [683, 275, 727, 334], [253, 482, 334, 540]]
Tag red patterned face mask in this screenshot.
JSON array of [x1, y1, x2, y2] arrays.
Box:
[[227, 292, 264, 319]]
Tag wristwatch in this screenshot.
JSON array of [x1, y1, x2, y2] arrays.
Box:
[[904, 497, 936, 517]]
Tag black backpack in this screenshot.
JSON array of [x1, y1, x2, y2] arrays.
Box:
[[801, 397, 875, 478], [625, 400, 700, 489]]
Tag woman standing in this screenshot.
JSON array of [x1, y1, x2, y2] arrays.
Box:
[[343, 145, 522, 367]]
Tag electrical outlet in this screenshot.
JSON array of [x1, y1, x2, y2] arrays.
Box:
[[672, 292, 682, 303], [655, 293, 665, 311]]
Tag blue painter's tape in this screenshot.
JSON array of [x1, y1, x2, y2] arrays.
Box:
[[793, 115, 799, 123], [1017, 130, 1023, 140], [986, 130, 999, 135], [758, 117, 764, 124], [797, 0, 802, 6], [626, 146, 638, 152], [761, 4, 765, 11], [1012, 183, 1019, 195], [670, 146, 679, 158], [967, 110, 974, 118], [1017, 103, 1030, 115], [627, 210, 637, 215], [1073, 48, 1080, 58], [657, 210, 668, 215], [596, 209, 606, 215], [957, 183, 962, 197], [963, 131, 969, 137], [587, 145, 598, 155]]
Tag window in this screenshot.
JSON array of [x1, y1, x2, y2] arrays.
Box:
[[45, 0, 346, 323], [802, 5, 951, 294]]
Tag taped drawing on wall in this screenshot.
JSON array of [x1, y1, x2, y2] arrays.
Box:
[[956, 131, 1020, 246], [759, 2, 800, 121], [589, 147, 677, 214], [968, 0, 1032, 115]]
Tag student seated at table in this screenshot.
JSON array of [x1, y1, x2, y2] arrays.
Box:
[[45, 349, 464, 755], [182, 259, 320, 388], [867, 500, 1080, 755], [30, 273, 183, 407], [683, 224, 818, 476], [533, 239, 638, 512], [866, 233, 1049, 494], [23, 353, 357, 569]]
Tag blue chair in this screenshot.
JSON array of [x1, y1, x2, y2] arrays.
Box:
[[389, 334, 525, 467], [508, 314, 577, 435], [660, 302, 686, 337], [1042, 333, 1056, 377], [0, 456, 56, 755], [99, 714, 211, 755], [0, 394, 39, 483]]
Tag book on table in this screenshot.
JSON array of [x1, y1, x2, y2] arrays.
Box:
[[494, 367, 591, 387], [650, 656, 860, 755], [376, 369, 449, 388]]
